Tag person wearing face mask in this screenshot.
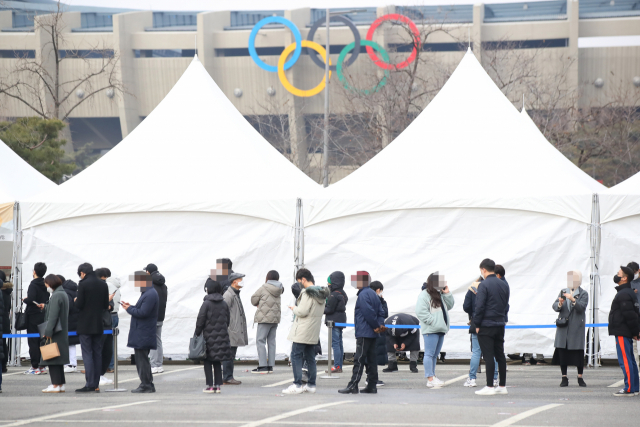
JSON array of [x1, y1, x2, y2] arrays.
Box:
[[22, 262, 49, 375], [551, 271, 588, 387], [608, 266, 640, 397], [626, 262, 640, 370], [222, 272, 248, 385], [40, 274, 70, 393]]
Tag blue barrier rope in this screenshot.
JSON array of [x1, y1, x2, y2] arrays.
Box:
[[2, 330, 113, 338], [333, 323, 609, 329]]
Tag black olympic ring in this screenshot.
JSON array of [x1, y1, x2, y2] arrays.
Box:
[[306, 15, 361, 72]]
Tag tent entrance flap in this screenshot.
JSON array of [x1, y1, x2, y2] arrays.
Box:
[[588, 193, 601, 368], [294, 198, 305, 281]]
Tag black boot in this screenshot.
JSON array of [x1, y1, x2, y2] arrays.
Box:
[[338, 386, 359, 394], [382, 362, 398, 373], [577, 377, 586, 387], [360, 387, 377, 394], [409, 361, 418, 373], [560, 377, 568, 387]]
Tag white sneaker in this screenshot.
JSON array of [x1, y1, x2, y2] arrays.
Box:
[[64, 365, 77, 373], [302, 384, 316, 394], [463, 378, 477, 387], [475, 386, 497, 395], [24, 368, 37, 375], [42, 385, 60, 393], [151, 367, 158, 374], [426, 380, 442, 389], [99, 376, 113, 385], [282, 384, 304, 395], [156, 367, 164, 373], [495, 386, 508, 395], [433, 376, 445, 385], [493, 379, 499, 387], [60, 385, 65, 392]]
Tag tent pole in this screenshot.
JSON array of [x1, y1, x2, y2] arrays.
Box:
[[10, 202, 22, 366], [294, 198, 305, 281], [593, 194, 601, 368]]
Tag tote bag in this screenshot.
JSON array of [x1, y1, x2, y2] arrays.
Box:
[[188, 333, 206, 360]]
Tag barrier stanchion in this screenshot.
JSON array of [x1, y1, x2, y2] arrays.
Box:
[[105, 327, 126, 392], [320, 320, 339, 379]]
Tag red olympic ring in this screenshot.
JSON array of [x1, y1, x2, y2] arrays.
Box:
[[365, 14, 421, 70]]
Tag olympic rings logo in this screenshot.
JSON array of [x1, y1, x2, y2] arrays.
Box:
[[248, 14, 421, 98]]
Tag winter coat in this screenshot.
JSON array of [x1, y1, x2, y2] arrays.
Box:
[[24, 277, 49, 315], [288, 285, 330, 345], [631, 277, 640, 304], [473, 274, 510, 328], [76, 272, 110, 335], [221, 269, 235, 294], [251, 280, 284, 324], [416, 290, 455, 334], [291, 282, 302, 299], [0, 287, 4, 359], [107, 277, 122, 314], [324, 272, 348, 325], [463, 285, 478, 333], [41, 286, 69, 366], [150, 271, 168, 322], [552, 287, 588, 350], [385, 313, 421, 352], [223, 287, 248, 347], [62, 280, 81, 345], [354, 287, 386, 339], [126, 287, 159, 349], [608, 283, 640, 338], [375, 297, 389, 365], [1, 281, 12, 334], [195, 293, 232, 361]]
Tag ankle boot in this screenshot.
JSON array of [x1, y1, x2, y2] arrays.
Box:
[[409, 361, 418, 373], [577, 377, 586, 387], [560, 377, 569, 387], [382, 362, 398, 373]]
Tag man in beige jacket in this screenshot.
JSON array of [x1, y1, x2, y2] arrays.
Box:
[[282, 268, 330, 395]]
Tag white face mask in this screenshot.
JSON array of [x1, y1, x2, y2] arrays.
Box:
[[236, 280, 244, 288], [635, 273, 639, 281], [47, 287, 53, 293]]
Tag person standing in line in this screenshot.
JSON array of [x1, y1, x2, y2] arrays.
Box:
[[144, 264, 167, 374], [40, 274, 69, 393], [338, 278, 386, 395], [122, 271, 159, 393], [626, 261, 640, 370], [106, 272, 122, 372], [218, 259, 234, 294], [473, 258, 510, 396], [250, 270, 284, 374], [382, 313, 421, 373], [59, 275, 80, 373], [283, 268, 329, 395], [222, 272, 248, 385], [0, 276, 4, 391], [22, 262, 49, 375], [609, 266, 640, 397], [196, 279, 231, 393], [367, 281, 388, 387], [95, 268, 116, 386], [291, 279, 321, 383], [1, 271, 12, 374], [324, 271, 347, 374], [416, 272, 454, 389], [552, 270, 588, 387]]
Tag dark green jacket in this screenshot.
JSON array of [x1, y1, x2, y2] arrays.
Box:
[[41, 287, 69, 366]]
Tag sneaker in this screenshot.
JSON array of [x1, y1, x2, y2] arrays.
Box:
[[282, 384, 304, 395], [475, 386, 497, 395], [463, 378, 477, 387], [433, 377, 445, 386], [155, 367, 164, 373], [151, 367, 158, 374], [613, 388, 635, 397], [325, 366, 343, 374], [203, 387, 215, 393], [252, 367, 269, 374], [64, 365, 77, 373], [267, 366, 273, 374], [37, 368, 48, 375], [302, 384, 316, 394], [60, 385, 65, 392], [214, 386, 221, 394], [42, 385, 60, 393], [426, 380, 442, 389], [24, 368, 38, 375], [99, 376, 113, 385], [495, 386, 508, 395], [493, 379, 499, 387]]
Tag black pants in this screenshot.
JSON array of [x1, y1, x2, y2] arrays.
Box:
[[100, 333, 113, 376], [79, 334, 104, 389], [48, 365, 66, 385], [222, 346, 237, 382], [27, 312, 44, 368], [347, 337, 378, 390], [561, 365, 584, 375], [204, 360, 222, 387], [477, 326, 507, 387], [2, 338, 8, 369], [134, 348, 153, 388]]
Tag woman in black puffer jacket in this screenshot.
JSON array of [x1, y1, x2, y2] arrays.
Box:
[[196, 279, 232, 394]]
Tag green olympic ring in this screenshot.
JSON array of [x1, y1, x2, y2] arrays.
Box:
[[337, 40, 390, 95]]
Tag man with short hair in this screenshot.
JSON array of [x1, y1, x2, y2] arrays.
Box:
[[95, 268, 115, 386], [22, 262, 49, 375], [609, 265, 640, 397], [222, 272, 248, 385], [627, 261, 640, 369], [75, 263, 110, 392], [473, 258, 510, 396], [145, 263, 168, 374], [217, 259, 234, 294]]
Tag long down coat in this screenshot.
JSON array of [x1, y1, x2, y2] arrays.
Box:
[[552, 287, 588, 350], [126, 287, 159, 350], [41, 286, 70, 366], [195, 293, 232, 361]]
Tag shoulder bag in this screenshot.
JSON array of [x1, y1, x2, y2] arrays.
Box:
[[14, 303, 27, 331], [37, 318, 62, 338], [188, 333, 206, 360]]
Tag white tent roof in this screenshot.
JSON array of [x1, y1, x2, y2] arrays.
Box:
[[600, 171, 640, 223], [306, 49, 603, 226], [21, 56, 320, 229], [0, 138, 56, 204]]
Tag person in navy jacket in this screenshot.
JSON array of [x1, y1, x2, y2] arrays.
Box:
[[122, 271, 159, 393]]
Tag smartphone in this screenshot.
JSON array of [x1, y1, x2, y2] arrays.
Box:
[[118, 301, 124, 306], [560, 290, 567, 301]]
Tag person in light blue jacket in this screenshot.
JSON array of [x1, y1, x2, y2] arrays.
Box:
[[415, 272, 454, 389]]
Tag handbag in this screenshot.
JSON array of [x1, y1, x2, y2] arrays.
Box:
[[40, 338, 60, 361], [37, 318, 62, 338], [102, 309, 113, 328], [14, 303, 27, 331], [555, 318, 569, 328], [188, 333, 206, 360]]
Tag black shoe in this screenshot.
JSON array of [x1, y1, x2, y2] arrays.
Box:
[[382, 362, 398, 373], [577, 377, 587, 387], [252, 367, 269, 374], [267, 366, 273, 373], [409, 361, 418, 373], [613, 388, 635, 397], [75, 386, 95, 393], [360, 387, 377, 394], [507, 354, 520, 361], [131, 386, 155, 393], [338, 387, 359, 394], [1, 367, 7, 373], [560, 377, 568, 387]]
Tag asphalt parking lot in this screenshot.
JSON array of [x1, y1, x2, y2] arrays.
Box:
[[0, 361, 637, 427]]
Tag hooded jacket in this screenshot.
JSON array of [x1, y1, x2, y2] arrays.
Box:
[[107, 276, 122, 314], [150, 271, 168, 322], [416, 290, 455, 334], [288, 285, 330, 345], [354, 286, 386, 339], [324, 271, 348, 324], [61, 280, 80, 345], [195, 293, 232, 362], [2, 281, 13, 334], [223, 286, 248, 347], [608, 282, 640, 338], [251, 280, 284, 324], [23, 276, 49, 315], [126, 286, 159, 349]]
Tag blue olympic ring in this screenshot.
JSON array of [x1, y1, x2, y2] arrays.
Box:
[[248, 16, 302, 73]]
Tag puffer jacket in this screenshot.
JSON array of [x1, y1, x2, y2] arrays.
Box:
[[126, 287, 159, 350], [251, 280, 284, 324], [2, 281, 12, 335], [223, 287, 248, 347], [354, 287, 386, 339], [288, 285, 330, 345], [151, 271, 168, 322], [608, 283, 640, 338], [324, 271, 348, 324], [62, 279, 81, 345], [195, 293, 232, 361]]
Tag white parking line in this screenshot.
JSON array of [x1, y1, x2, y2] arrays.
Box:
[[117, 366, 200, 384], [2, 372, 28, 377], [443, 374, 469, 386], [0, 400, 158, 427], [239, 401, 354, 427], [607, 379, 624, 388], [490, 403, 563, 427], [262, 378, 295, 388]]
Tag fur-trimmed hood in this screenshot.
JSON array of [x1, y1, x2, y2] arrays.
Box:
[[302, 285, 330, 303]]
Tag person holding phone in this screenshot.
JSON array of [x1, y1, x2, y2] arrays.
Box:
[[22, 262, 49, 375]]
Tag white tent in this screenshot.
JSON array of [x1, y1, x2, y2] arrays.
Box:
[[20, 56, 321, 359], [303, 49, 605, 356]]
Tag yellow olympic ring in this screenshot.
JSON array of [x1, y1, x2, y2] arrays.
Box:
[[278, 40, 331, 98]]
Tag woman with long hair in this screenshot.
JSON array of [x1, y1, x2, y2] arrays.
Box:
[[41, 274, 69, 393]]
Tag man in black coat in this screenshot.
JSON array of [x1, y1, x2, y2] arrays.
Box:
[[383, 313, 420, 373], [75, 263, 109, 392], [145, 263, 168, 374], [626, 261, 640, 370], [609, 265, 640, 397], [1, 271, 12, 373], [22, 262, 49, 374]]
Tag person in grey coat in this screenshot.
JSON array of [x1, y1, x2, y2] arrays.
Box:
[[222, 272, 248, 385], [551, 270, 589, 387], [41, 274, 69, 393], [250, 270, 284, 374]]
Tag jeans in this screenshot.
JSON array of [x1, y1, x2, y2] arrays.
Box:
[[109, 315, 119, 370], [346, 337, 377, 390], [134, 348, 153, 388], [332, 327, 344, 368], [423, 333, 445, 378], [256, 323, 278, 367], [615, 335, 640, 393], [222, 346, 238, 381], [204, 360, 222, 387], [477, 326, 507, 387], [469, 333, 497, 380], [79, 334, 104, 389], [291, 342, 317, 386], [150, 321, 163, 368]]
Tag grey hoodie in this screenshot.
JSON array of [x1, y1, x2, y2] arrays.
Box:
[[106, 277, 122, 314], [251, 280, 284, 324]]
